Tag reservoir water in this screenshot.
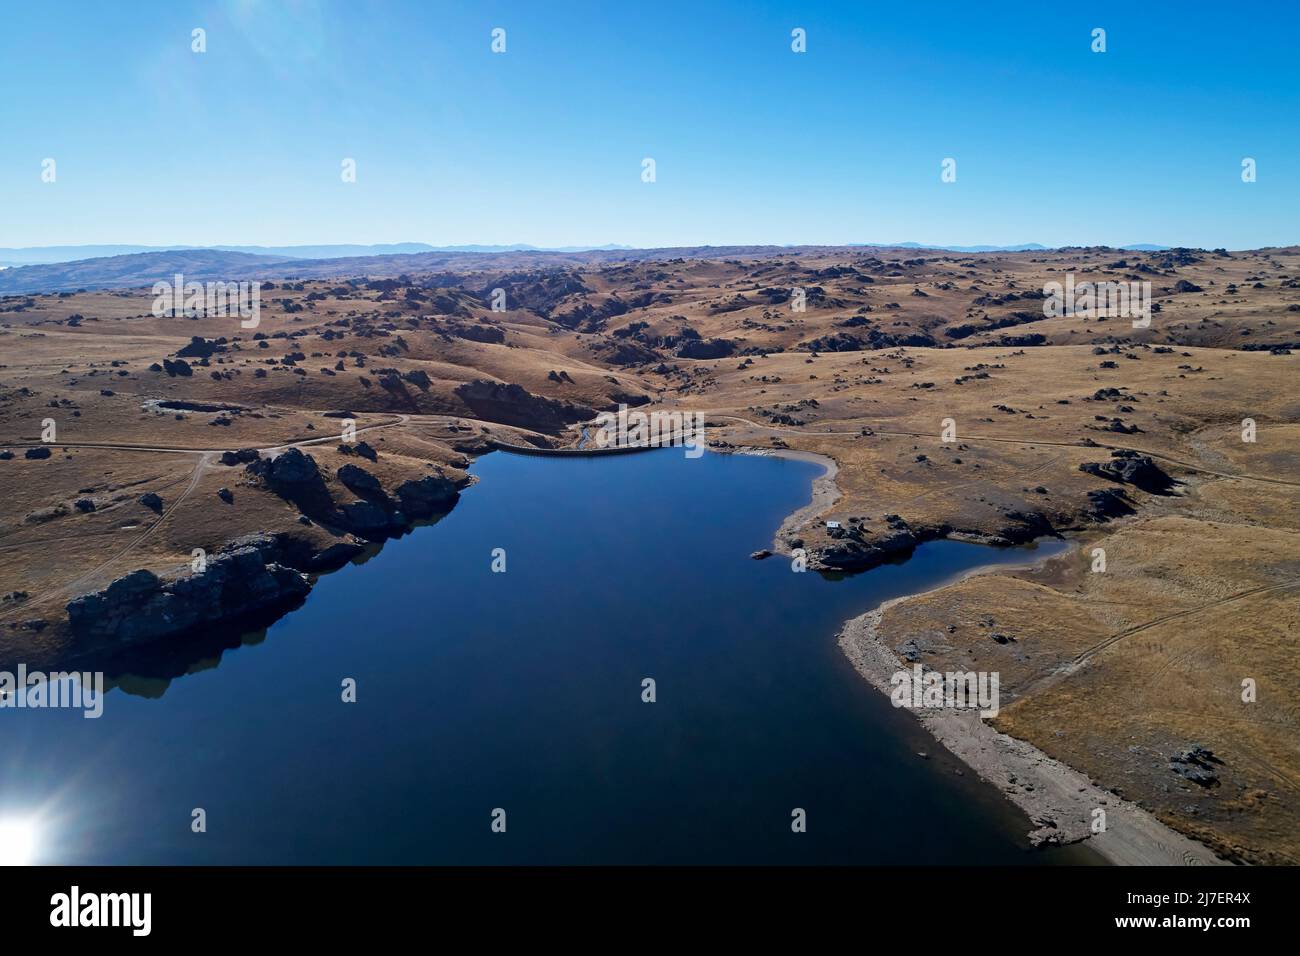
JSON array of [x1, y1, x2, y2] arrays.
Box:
[[1, 449, 1099, 864]]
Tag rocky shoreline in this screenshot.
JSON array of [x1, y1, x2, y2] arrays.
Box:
[[755, 448, 1155, 576], [730, 441, 1137, 571], [61, 446, 467, 660]]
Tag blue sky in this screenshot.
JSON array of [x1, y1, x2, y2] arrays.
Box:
[[1, 0, 1296, 249]]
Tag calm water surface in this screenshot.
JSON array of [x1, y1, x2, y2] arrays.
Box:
[[1, 450, 1099, 864]]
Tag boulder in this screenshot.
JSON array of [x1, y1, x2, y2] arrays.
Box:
[[246, 447, 334, 516], [1083, 488, 1134, 521], [402, 369, 431, 390], [220, 448, 260, 466], [176, 336, 222, 358], [1079, 451, 1176, 494], [394, 474, 461, 518], [337, 464, 389, 503], [1169, 744, 1222, 787]]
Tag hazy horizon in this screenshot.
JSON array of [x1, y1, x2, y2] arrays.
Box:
[[0, 237, 1245, 260]]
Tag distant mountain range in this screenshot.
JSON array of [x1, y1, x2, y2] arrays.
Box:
[[0, 242, 635, 268], [878, 242, 1170, 253], [0, 242, 1190, 296], [0, 240, 1178, 270]]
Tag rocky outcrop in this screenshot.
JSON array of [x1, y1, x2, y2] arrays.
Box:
[[995, 332, 1047, 347], [246, 447, 335, 516], [61, 531, 381, 649], [1079, 450, 1177, 495], [1169, 744, 1222, 787], [395, 474, 461, 518], [800, 507, 1070, 572], [338, 499, 405, 537], [802, 329, 936, 352], [453, 379, 593, 431], [1000, 510, 1056, 540], [246, 449, 462, 541], [176, 336, 224, 358], [1083, 488, 1135, 521], [402, 369, 431, 390], [943, 311, 1042, 340], [337, 463, 389, 504], [805, 523, 923, 570], [676, 338, 736, 359], [446, 322, 505, 344], [220, 448, 260, 466], [65, 536, 310, 646], [474, 269, 588, 316], [592, 339, 660, 367], [61, 452, 467, 650]]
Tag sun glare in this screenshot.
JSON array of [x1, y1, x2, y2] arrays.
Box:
[[0, 817, 39, 866]]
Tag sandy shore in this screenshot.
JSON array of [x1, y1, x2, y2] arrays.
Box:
[[837, 560, 1228, 866]]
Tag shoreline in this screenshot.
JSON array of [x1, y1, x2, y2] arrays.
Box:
[[726, 445, 841, 553], [731, 441, 1226, 865], [835, 547, 1229, 867]]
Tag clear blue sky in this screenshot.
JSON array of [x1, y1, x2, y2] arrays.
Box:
[[1, 0, 1296, 249]]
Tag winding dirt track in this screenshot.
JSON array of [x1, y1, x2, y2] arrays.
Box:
[[706, 414, 1300, 488], [1056, 578, 1300, 678], [1011, 576, 1300, 799], [0, 413, 410, 455]]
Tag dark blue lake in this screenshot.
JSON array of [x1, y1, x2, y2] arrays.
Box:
[[1, 449, 1098, 864]]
